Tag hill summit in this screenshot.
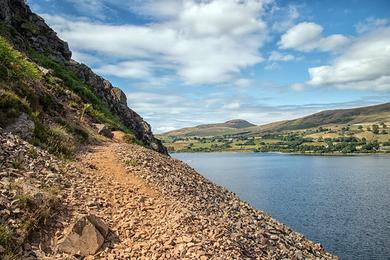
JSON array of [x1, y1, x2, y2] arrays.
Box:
[[223, 119, 256, 129]]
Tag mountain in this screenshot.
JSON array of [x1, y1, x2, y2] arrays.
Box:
[[0, 0, 167, 154], [161, 103, 390, 138], [255, 102, 390, 134], [162, 119, 256, 137]]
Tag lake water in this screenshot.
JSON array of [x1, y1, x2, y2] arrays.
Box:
[[173, 152, 390, 260]]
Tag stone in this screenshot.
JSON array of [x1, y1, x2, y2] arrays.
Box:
[[97, 125, 114, 139], [57, 214, 109, 256], [5, 113, 35, 140]]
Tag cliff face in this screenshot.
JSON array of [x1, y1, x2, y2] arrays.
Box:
[[0, 0, 167, 154]]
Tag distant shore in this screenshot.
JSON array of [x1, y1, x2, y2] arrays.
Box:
[[169, 149, 390, 156]]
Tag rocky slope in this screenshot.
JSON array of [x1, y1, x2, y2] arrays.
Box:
[[0, 130, 337, 259], [0, 0, 166, 154]]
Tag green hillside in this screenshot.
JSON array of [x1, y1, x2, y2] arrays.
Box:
[[160, 103, 390, 154]]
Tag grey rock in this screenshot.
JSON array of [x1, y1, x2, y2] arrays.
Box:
[[97, 124, 113, 139], [5, 113, 35, 140]]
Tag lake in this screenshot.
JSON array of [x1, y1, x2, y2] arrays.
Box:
[[173, 152, 390, 260]]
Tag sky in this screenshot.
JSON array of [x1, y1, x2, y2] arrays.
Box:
[[28, 0, 390, 133]]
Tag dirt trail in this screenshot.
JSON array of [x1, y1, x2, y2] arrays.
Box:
[[67, 142, 183, 259], [51, 136, 337, 259]]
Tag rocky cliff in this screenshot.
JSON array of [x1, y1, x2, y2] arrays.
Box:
[[0, 0, 167, 154]]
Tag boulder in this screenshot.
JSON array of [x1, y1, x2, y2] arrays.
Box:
[[57, 214, 109, 256], [97, 124, 113, 139]]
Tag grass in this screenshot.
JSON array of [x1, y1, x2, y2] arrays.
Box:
[[0, 36, 42, 81], [28, 50, 125, 130], [0, 224, 16, 259], [124, 159, 138, 167], [0, 89, 30, 127]]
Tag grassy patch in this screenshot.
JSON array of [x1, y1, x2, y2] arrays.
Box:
[[124, 159, 138, 167], [28, 50, 124, 130], [32, 122, 76, 158], [0, 36, 42, 81], [0, 224, 16, 259], [0, 89, 30, 127]]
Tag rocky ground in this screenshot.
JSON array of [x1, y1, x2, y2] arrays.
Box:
[[0, 130, 338, 259]]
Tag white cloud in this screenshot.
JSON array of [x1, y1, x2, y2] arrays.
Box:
[[290, 83, 305, 91], [355, 17, 389, 34], [307, 27, 390, 91], [278, 22, 349, 52], [95, 61, 155, 79], [271, 5, 299, 32], [42, 0, 271, 85], [268, 51, 295, 61]]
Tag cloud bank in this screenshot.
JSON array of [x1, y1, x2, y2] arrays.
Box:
[[307, 27, 390, 91], [278, 22, 349, 52], [43, 0, 271, 85]]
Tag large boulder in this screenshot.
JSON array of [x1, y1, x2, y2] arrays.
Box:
[[57, 214, 109, 256]]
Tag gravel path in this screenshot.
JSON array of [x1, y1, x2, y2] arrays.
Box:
[[0, 131, 338, 259]]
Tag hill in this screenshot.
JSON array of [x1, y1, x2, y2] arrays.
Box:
[[256, 102, 390, 133], [163, 119, 256, 137], [162, 103, 390, 138], [160, 103, 390, 154]]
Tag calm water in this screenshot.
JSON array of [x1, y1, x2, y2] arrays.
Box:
[[173, 152, 390, 260]]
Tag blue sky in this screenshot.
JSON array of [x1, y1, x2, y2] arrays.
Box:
[[28, 0, 390, 133]]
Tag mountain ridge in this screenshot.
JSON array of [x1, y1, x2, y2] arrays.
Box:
[[162, 102, 390, 137]]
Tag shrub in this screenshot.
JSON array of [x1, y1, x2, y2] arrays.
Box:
[[32, 123, 76, 157], [0, 36, 41, 81], [0, 224, 15, 258], [0, 89, 30, 127], [123, 133, 136, 144], [45, 126, 76, 157]]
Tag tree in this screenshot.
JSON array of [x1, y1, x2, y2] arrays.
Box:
[[366, 126, 371, 131], [357, 125, 363, 130], [381, 122, 387, 129]]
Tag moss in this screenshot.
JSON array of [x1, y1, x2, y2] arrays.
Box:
[[0, 36, 42, 81]]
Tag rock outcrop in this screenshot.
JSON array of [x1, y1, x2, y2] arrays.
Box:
[[96, 124, 114, 139], [0, 0, 167, 154]]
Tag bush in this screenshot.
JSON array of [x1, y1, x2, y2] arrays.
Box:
[[123, 133, 136, 144], [32, 123, 76, 157], [45, 127, 76, 157], [0, 36, 41, 81], [0, 225, 15, 257], [0, 89, 30, 127]]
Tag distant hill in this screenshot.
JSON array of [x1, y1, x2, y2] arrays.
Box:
[[257, 102, 390, 133], [161, 103, 390, 138], [162, 119, 256, 137]]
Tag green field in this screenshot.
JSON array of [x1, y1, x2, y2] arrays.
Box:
[[159, 122, 390, 154]]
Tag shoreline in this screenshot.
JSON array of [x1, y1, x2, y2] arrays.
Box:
[[169, 150, 390, 156]]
